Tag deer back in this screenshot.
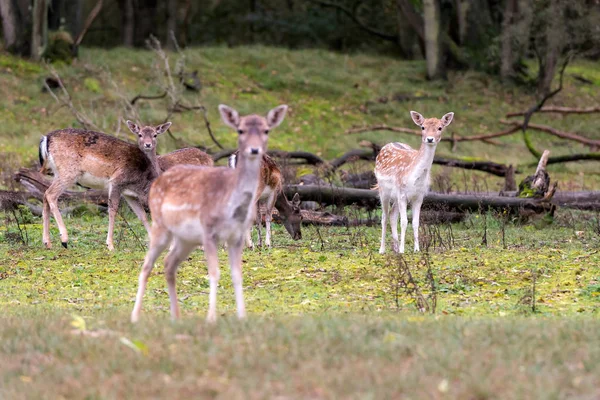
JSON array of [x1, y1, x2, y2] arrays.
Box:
[[158, 148, 214, 171]]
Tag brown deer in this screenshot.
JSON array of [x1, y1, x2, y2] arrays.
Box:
[[228, 152, 302, 247], [38, 125, 172, 250], [131, 104, 288, 323], [374, 111, 454, 254], [126, 120, 214, 174]]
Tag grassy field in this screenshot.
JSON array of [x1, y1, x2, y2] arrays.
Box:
[[1, 46, 600, 398]]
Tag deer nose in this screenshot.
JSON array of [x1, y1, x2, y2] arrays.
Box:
[[426, 137, 435, 143], [144, 143, 152, 148], [250, 148, 259, 155]]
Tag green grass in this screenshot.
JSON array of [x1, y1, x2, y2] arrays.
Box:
[[1, 46, 600, 398], [2, 314, 600, 399]]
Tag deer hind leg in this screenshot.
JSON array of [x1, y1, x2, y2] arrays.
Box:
[[264, 191, 276, 247], [163, 239, 195, 321], [228, 237, 246, 319], [131, 224, 171, 322], [106, 185, 123, 251], [204, 238, 221, 323], [390, 200, 400, 253], [397, 195, 408, 254], [43, 174, 76, 249], [411, 196, 424, 252], [379, 191, 390, 254], [123, 195, 151, 235]]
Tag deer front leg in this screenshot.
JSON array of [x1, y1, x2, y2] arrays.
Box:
[[411, 196, 424, 252], [131, 225, 171, 323], [228, 237, 246, 319], [204, 239, 221, 323], [397, 195, 408, 254], [106, 186, 122, 251]]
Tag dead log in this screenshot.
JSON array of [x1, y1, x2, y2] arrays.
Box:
[[283, 184, 554, 214], [506, 106, 600, 117], [14, 168, 109, 205]]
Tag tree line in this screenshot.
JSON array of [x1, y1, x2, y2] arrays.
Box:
[[0, 0, 599, 90]]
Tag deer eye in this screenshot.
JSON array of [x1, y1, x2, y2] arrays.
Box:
[[138, 134, 142, 138], [237, 129, 244, 134], [421, 126, 425, 130], [153, 134, 157, 138], [438, 127, 442, 131], [265, 130, 270, 135]]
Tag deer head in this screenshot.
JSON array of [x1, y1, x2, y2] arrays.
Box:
[[280, 192, 302, 240], [126, 120, 172, 153], [410, 111, 454, 146], [219, 104, 288, 159]]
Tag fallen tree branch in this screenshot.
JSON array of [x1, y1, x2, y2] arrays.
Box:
[[500, 120, 600, 148], [346, 124, 522, 144], [506, 105, 600, 117], [130, 92, 167, 106]]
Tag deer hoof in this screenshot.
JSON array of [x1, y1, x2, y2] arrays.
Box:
[[61, 242, 68, 249]]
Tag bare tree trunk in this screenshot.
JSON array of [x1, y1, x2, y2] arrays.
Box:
[[395, 0, 417, 58], [166, 0, 177, 49], [423, 0, 444, 79], [0, 0, 28, 55], [180, 0, 192, 46], [455, 0, 469, 45], [66, 0, 83, 41], [118, 0, 135, 47], [537, 0, 562, 94], [500, 0, 517, 81], [48, 0, 63, 30], [31, 0, 49, 61]]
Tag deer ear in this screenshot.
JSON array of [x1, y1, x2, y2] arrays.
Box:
[[155, 122, 172, 135], [219, 104, 240, 130], [267, 105, 288, 129], [126, 120, 140, 134], [410, 111, 425, 126], [441, 112, 454, 127], [292, 192, 301, 206]]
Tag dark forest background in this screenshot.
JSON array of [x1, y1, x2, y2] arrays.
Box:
[[1, 0, 599, 92]]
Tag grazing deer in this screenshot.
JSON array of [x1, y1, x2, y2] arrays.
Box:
[[38, 126, 171, 250], [228, 152, 302, 247], [131, 104, 288, 323], [374, 111, 454, 254], [126, 120, 214, 173]]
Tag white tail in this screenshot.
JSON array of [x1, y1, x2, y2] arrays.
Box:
[[374, 111, 454, 254], [131, 104, 288, 323], [126, 120, 214, 172], [228, 152, 302, 247], [39, 128, 159, 250]]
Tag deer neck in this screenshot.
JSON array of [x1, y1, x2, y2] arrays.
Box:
[[274, 191, 292, 218], [414, 142, 437, 172], [143, 148, 162, 176], [228, 152, 262, 219]]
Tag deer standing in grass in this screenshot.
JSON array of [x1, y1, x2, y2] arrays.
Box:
[[126, 120, 214, 174], [375, 111, 454, 254], [38, 125, 171, 250], [228, 152, 302, 247], [131, 104, 288, 323]]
